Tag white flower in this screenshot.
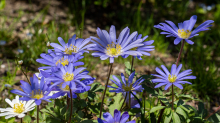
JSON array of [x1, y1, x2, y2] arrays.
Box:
[[18, 60, 23, 65], [0, 96, 36, 119]]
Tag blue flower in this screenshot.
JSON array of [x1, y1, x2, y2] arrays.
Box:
[[98, 109, 135, 123], [154, 15, 214, 45], [123, 34, 154, 60], [50, 34, 95, 55], [108, 71, 144, 93], [50, 78, 95, 99], [11, 74, 53, 105], [36, 49, 84, 74], [89, 25, 144, 63], [41, 63, 94, 93], [152, 64, 196, 90]]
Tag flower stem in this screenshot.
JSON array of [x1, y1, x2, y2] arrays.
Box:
[[68, 88, 73, 123], [37, 105, 39, 123], [130, 57, 134, 74], [120, 92, 127, 111], [20, 118, 22, 123], [172, 84, 174, 110], [205, 106, 220, 120], [99, 63, 113, 118], [176, 40, 185, 66]]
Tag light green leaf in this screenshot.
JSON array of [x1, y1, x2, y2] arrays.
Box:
[[150, 106, 165, 113], [23, 115, 32, 123], [172, 112, 181, 123], [108, 93, 123, 115], [176, 107, 187, 119]]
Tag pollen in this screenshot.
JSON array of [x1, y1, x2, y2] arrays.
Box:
[[168, 74, 177, 83], [13, 102, 24, 113], [106, 42, 122, 56], [178, 29, 191, 39], [59, 83, 70, 91], [56, 58, 69, 66], [64, 44, 78, 55], [31, 89, 44, 99], [122, 84, 134, 92], [63, 72, 74, 82]]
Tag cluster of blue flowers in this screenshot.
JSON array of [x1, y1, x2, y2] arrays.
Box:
[[7, 15, 213, 122]]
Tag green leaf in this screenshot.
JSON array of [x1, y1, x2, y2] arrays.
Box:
[[80, 120, 94, 123], [142, 84, 158, 95], [0, 0, 5, 10], [172, 112, 181, 123], [164, 108, 172, 123], [108, 93, 123, 115], [23, 115, 32, 123], [208, 112, 220, 122], [150, 106, 165, 113], [198, 102, 208, 118], [176, 107, 187, 119]]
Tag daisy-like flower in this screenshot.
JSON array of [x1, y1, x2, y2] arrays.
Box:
[[36, 49, 84, 74], [89, 25, 144, 63], [154, 15, 214, 45], [50, 78, 95, 99], [123, 34, 154, 60], [123, 92, 141, 108], [11, 74, 53, 105], [41, 63, 94, 93], [50, 34, 95, 55], [152, 64, 196, 90], [98, 109, 135, 123], [108, 71, 144, 93], [0, 96, 35, 119]]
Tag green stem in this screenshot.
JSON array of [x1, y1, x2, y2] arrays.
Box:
[[68, 88, 73, 123], [99, 63, 113, 118], [172, 84, 174, 110], [176, 40, 185, 66], [131, 91, 144, 122], [120, 92, 127, 111]]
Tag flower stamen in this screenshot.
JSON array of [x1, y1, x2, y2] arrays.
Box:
[[63, 72, 74, 82], [106, 42, 122, 56], [122, 84, 134, 92], [56, 58, 69, 66], [168, 74, 177, 83], [178, 29, 191, 39], [31, 89, 44, 99], [13, 102, 24, 113], [64, 44, 78, 55]]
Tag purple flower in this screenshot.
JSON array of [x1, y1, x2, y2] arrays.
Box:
[[50, 34, 95, 55], [36, 49, 84, 74], [11, 74, 53, 105], [152, 64, 196, 90], [154, 15, 214, 45], [89, 25, 144, 63], [108, 71, 144, 93], [123, 34, 154, 60], [98, 109, 135, 123], [41, 63, 94, 93]]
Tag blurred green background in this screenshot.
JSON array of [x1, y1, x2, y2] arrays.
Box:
[[0, 0, 220, 108]]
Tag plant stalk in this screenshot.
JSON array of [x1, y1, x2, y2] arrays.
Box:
[[68, 88, 73, 123], [120, 92, 128, 111], [99, 63, 113, 118], [205, 106, 220, 120], [176, 40, 185, 66], [20, 118, 22, 123], [172, 84, 174, 110], [37, 105, 39, 123]]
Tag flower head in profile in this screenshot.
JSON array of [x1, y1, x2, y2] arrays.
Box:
[[108, 71, 144, 93], [98, 109, 135, 123], [90, 25, 144, 63], [41, 63, 94, 94], [0, 96, 35, 119], [152, 64, 196, 90], [123, 34, 154, 60], [154, 15, 214, 45], [36, 49, 84, 74], [50, 34, 95, 55], [11, 74, 53, 105]]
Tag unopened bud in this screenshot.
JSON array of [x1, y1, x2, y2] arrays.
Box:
[[18, 60, 23, 65], [47, 42, 50, 47]]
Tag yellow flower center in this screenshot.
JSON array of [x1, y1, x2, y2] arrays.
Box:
[[106, 42, 122, 56], [13, 102, 24, 113], [31, 89, 44, 99], [64, 44, 78, 55], [59, 83, 70, 91], [168, 74, 177, 83], [178, 29, 191, 39], [63, 72, 74, 82], [122, 84, 134, 92], [56, 58, 69, 66]]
